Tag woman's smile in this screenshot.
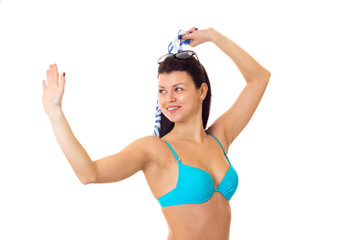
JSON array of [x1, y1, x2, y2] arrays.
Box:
[[167, 106, 181, 113]]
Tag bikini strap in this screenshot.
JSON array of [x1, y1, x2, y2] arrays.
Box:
[[163, 141, 180, 161], [208, 134, 228, 157]]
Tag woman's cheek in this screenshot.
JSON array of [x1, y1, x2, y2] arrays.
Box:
[[158, 96, 166, 110], [177, 94, 185, 102]]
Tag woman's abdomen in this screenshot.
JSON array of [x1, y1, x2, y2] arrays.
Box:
[[161, 192, 231, 240]]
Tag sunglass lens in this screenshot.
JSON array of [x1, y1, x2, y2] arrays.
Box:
[[176, 51, 194, 60], [157, 54, 172, 64]]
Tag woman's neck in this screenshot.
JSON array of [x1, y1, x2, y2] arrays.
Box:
[[168, 120, 208, 144]]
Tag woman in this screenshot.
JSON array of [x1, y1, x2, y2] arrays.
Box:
[[42, 27, 270, 240]]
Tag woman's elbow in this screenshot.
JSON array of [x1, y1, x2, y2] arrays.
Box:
[[80, 178, 92, 185], [267, 71, 271, 81], [79, 173, 97, 185], [263, 70, 271, 82], [250, 71, 270, 84]]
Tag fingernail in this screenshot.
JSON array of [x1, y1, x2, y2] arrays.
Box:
[[63, 72, 65, 77], [195, 27, 198, 30]]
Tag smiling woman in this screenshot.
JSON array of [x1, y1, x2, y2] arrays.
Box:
[[158, 71, 208, 127], [42, 27, 270, 240], [157, 50, 212, 138]]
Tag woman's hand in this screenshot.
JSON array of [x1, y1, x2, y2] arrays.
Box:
[[42, 63, 66, 116], [181, 27, 218, 47]]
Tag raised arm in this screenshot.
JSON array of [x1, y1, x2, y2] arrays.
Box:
[[182, 28, 271, 148], [92, 136, 155, 184], [42, 64, 153, 185]]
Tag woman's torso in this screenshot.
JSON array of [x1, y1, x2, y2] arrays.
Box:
[[143, 132, 237, 240]]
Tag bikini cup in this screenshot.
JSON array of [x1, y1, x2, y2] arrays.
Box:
[[157, 134, 239, 207]]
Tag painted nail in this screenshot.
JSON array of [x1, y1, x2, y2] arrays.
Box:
[[63, 72, 65, 77]]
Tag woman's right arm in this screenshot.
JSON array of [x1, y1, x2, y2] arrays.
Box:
[[48, 109, 154, 184], [43, 64, 154, 185]]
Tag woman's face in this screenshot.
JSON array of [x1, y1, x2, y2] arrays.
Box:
[[158, 71, 205, 123]]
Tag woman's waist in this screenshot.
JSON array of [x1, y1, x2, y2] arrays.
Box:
[[161, 193, 231, 238]]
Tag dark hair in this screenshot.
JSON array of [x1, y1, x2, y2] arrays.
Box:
[[158, 54, 212, 138]]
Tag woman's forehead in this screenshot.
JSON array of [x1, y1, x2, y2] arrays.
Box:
[[158, 71, 193, 86]]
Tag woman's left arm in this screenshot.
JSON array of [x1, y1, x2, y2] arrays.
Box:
[[183, 28, 271, 147]]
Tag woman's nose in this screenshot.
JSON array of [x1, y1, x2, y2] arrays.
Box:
[[166, 91, 176, 102]]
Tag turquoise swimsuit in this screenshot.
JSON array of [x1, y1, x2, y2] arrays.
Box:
[[157, 134, 238, 207]]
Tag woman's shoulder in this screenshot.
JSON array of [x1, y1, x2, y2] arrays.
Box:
[[132, 135, 168, 156], [205, 128, 229, 154], [133, 135, 172, 170], [134, 135, 165, 148], [136, 134, 162, 142]]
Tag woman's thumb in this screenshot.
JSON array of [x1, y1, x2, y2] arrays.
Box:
[[42, 80, 47, 91]]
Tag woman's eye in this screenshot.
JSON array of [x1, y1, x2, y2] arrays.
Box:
[[159, 90, 165, 94], [175, 88, 183, 91]]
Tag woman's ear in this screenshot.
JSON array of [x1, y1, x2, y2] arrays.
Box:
[[200, 82, 208, 100]]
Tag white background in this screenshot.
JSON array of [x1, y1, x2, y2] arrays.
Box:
[[1, 0, 359, 239]]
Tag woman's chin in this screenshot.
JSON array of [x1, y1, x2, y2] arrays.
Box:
[[164, 115, 182, 123]]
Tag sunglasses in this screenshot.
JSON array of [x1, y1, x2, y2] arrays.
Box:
[[157, 50, 200, 64]]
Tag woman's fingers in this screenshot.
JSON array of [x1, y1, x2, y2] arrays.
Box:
[[181, 31, 199, 47], [182, 27, 198, 38], [44, 63, 64, 89], [181, 28, 214, 47], [181, 31, 195, 40], [186, 27, 198, 34], [42, 64, 65, 115], [181, 27, 203, 47], [46, 63, 60, 86]]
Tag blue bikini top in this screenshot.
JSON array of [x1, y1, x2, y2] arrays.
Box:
[[157, 134, 238, 207]]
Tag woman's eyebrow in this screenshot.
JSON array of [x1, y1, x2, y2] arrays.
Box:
[[158, 83, 186, 88]]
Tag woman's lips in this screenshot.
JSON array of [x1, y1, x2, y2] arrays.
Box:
[[167, 106, 181, 113]]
